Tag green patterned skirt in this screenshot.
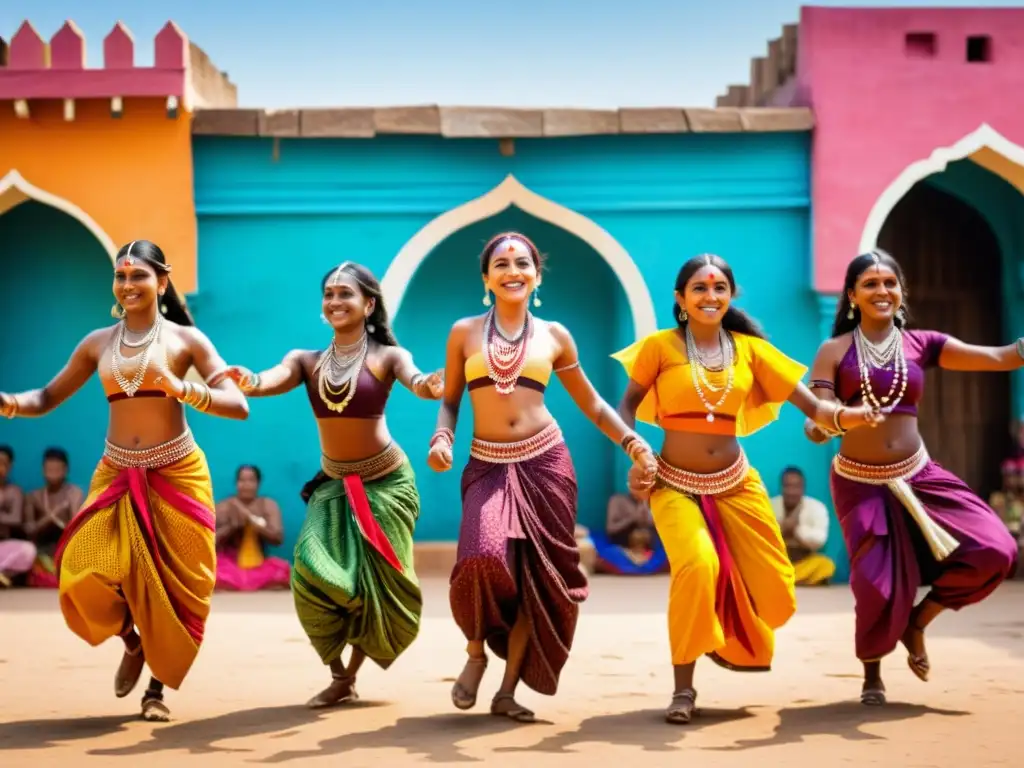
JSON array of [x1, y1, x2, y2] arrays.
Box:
[[291, 458, 422, 668]]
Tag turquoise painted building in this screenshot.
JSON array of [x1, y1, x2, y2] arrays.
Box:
[[1, 127, 858, 578], [6, 10, 1024, 585]]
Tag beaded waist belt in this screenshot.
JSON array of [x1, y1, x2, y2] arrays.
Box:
[[832, 444, 929, 484], [321, 442, 405, 482], [655, 451, 749, 496], [470, 422, 563, 464], [832, 444, 958, 561], [104, 429, 196, 469]]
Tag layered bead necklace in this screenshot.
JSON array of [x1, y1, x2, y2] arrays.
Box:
[[111, 315, 163, 397], [315, 332, 368, 413], [853, 325, 907, 412], [482, 307, 531, 395], [685, 325, 735, 422]]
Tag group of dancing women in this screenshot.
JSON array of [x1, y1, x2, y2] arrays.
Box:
[[1, 233, 1020, 725]]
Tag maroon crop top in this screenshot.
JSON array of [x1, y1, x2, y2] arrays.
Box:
[[833, 329, 949, 416], [302, 361, 392, 419]]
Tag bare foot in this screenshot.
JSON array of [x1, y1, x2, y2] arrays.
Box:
[[901, 622, 929, 682], [490, 692, 536, 723], [665, 688, 697, 724], [115, 639, 145, 698], [306, 675, 358, 709], [451, 655, 488, 710]]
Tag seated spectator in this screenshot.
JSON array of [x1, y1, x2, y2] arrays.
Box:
[[215, 465, 290, 591], [770, 466, 835, 586], [590, 492, 669, 576], [0, 445, 34, 588], [25, 447, 83, 588]]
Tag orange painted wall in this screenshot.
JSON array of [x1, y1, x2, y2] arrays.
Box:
[[0, 98, 197, 293]]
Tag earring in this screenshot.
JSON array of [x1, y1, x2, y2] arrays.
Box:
[[896, 306, 907, 324], [111, 303, 125, 319], [847, 303, 856, 320], [482, 289, 492, 307], [532, 288, 542, 308], [320, 313, 330, 324], [367, 322, 376, 333], [160, 303, 168, 315], [680, 309, 688, 322]]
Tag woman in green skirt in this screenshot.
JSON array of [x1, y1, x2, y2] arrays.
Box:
[[212, 262, 443, 707]]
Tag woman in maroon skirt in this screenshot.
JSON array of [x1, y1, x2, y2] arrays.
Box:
[[805, 249, 1020, 706], [427, 231, 656, 722]]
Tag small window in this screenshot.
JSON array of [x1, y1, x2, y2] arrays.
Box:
[[905, 32, 937, 58], [966, 35, 991, 63]]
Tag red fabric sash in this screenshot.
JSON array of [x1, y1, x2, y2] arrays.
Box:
[[54, 463, 216, 644], [699, 495, 756, 658], [342, 474, 404, 574]]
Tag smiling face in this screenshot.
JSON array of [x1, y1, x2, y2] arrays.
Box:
[[322, 269, 374, 331], [113, 258, 166, 313], [677, 265, 732, 327], [483, 238, 539, 305], [848, 262, 903, 324]]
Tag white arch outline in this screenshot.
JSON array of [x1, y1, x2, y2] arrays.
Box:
[[0, 170, 118, 261], [381, 174, 658, 339], [859, 123, 1024, 252]]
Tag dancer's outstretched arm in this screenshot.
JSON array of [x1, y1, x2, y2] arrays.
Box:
[[387, 346, 444, 400], [550, 322, 655, 467], [938, 336, 1024, 372], [0, 328, 107, 418], [209, 350, 309, 398]]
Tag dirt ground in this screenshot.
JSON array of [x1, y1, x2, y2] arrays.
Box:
[[1, 576, 1021, 768]]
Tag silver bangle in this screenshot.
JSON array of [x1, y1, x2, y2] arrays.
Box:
[[1016, 337, 1024, 361]]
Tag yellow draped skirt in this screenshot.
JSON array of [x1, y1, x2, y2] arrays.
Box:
[[56, 448, 217, 690], [651, 464, 796, 671]]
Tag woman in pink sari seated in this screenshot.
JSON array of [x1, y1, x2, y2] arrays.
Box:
[[215, 464, 291, 591]]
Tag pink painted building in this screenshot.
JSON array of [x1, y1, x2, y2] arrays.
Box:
[[719, 5, 1024, 510]]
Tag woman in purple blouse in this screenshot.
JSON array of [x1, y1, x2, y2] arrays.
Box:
[[804, 249, 1021, 706]]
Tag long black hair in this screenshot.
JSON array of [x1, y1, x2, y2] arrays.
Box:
[[112, 240, 193, 327], [320, 262, 399, 347], [830, 248, 910, 338], [673, 254, 766, 340]]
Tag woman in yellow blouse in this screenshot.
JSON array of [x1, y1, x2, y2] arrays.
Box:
[[615, 254, 883, 724]]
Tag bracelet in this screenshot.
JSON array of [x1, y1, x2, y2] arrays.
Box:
[[179, 381, 213, 412], [430, 428, 454, 450], [411, 374, 425, 389], [2, 395, 18, 419], [620, 433, 649, 461], [832, 404, 847, 434], [1016, 337, 1024, 361], [246, 372, 261, 392]]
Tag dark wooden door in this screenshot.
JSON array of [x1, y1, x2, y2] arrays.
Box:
[[878, 181, 1011, 497]]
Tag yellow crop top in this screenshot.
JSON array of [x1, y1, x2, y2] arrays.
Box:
[[464, 351, 552, 393], [612, 328, 807, 437]]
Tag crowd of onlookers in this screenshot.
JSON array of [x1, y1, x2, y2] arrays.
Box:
[[0, 446, 291, 592]]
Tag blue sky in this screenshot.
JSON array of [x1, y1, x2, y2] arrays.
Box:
[[2, 1, 1016, 108]]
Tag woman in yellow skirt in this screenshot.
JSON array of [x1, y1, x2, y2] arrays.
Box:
[[0, 240, 248, 721], [615, 254, 882, 724]]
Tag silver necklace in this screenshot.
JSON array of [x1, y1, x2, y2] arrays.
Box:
[[853, 326, 908, 411], [685, 326, 735, 422], [315, 332, 368, 413], [111, 316, 163, 396]]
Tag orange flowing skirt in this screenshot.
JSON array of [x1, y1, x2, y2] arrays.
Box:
[[55, 448, 216, 690]]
